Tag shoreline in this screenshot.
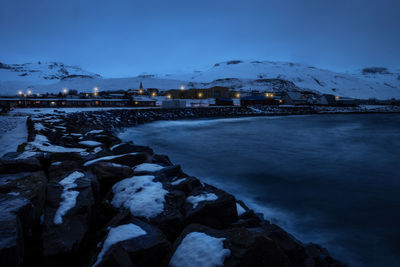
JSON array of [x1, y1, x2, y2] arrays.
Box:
[[2, 106, 398, 266]]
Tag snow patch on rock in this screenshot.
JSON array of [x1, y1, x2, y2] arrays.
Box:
[[170, 232, 230, 267], [54, 171, 85, 224], [78, 140, 102, 147], [111, 175, 167, 218], [83, 152, 138, 166], [236, 202, 246, 216], [187, 193, 218, 208], [93, 223, 147, 267], [27, 134, 85, 153], [133, 163, 165, 173]]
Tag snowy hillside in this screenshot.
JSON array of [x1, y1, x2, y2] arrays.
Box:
[[160, 60, 400, 99], [0, 60, 399, 99]]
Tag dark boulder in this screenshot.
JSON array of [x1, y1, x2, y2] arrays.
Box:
[[90, 162, 133, 198], [111, 142, 153, 155], [0, 152, 43, 174], [42, 170, 95, 266], [184, 185, 238, 229], [90, 216, 171, 267], [0, 171, 47, 267], [167, 224, 291, 267]]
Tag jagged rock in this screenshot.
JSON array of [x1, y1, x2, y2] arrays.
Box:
[[167, 224, 292, 267], [90, 134, 121, 148], [0, 171, 47, 267], [48, 160, 82, 180], [184, 185, 238, 229], [0, 152, 43, 174], [42, 170, 95, 266], [252, 223, 309, 266], [90, 162, 133, 197], [168, 176, 203, 195], [0, 196, 30, 267], [90, 216, 171, 267], [152, 154, 173, 166], [111, 142, 153, 155]]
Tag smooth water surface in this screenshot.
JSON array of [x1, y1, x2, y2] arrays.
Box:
[[119, 114, 400, 266]]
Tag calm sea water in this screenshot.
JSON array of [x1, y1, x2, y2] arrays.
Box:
[[119, 114, 400, 267]]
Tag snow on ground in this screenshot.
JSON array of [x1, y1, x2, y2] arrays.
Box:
[[93, 223, 147, 267], [54, 171, 85, 224], [83, 152, 138, 166], [78, 140, 102, 147], [0, 115, 28, 156], [111, 175, 167, 218], [26, 134, 85, 153], [187, 193, 218, 208], [8, 107, 158, 116], [170, 232, 230, 267], [133, 163, 165, 173], [236, 203, 246, 216]]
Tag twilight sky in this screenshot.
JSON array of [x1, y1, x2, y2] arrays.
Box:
[[0, 0, 399, 77]]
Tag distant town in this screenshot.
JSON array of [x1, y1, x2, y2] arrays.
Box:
[[1, 82, 399, 111]]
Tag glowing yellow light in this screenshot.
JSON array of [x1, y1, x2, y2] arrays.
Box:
[[135, 101, 138, 105], [50, 101, 56, 105], [236, 93, 240, 98], [139, 89, 143, 94], [95, 101, 99, 105], [27, 90, 32, 95], [151, 92, 156, 97], [167, 94, 171, 99], [180, 85, 185, 90], [198, 92, 203, 98], [335, 96, 340, 100], [94, 92, 98, 97], [265, 93, 269, 97], [270, 93, 274, 97], [279, 99, 283, 103], [18, 91, 22, 96], [86, 93, 89, 97]]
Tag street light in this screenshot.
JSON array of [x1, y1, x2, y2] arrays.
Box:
[[151, 92, 156, 97], [180, 85, 185, 91], [198, 92, 203, 98], [27, 90, 32, 95], [167, 94, 171, 99], [236, 93, 240, 98], [63, 88, 68, 94], [18, 91, 22, 96]]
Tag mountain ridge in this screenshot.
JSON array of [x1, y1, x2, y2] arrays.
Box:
[[0, 60, 399, 99]]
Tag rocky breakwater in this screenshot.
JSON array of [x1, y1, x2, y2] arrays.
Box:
[[0, 108, 344, 267]]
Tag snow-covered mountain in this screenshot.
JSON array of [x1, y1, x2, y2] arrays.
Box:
[[160, 60, 400, 99], [0, 60, 399, 99]]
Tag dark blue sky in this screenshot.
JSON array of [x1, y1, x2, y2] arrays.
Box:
[[1, 0, 399, 77]]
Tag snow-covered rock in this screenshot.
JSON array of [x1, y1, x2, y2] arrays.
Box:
[[133, 163, 165, 173], [111, 175, 168, 218], [170, 232, 230, 267], [54, 171, 85, 224], [187, 193, 218, 208], [78, 140, 103, 147], [93, 223, 147, 267]]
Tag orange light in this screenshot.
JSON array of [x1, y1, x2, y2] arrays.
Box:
[[167, 94, 171, 99], [198, 92, 203, 98]]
